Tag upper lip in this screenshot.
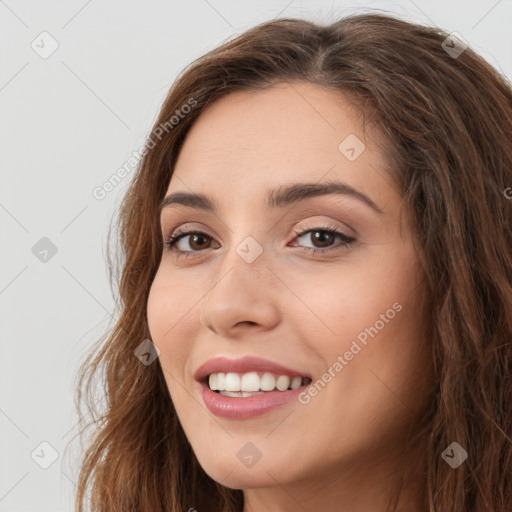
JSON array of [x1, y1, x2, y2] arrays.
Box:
[[194, 356, 311, 382]]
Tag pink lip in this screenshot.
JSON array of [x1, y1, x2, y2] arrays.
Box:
[[194, 355, 311, 382], [194, 356, 312, 420], [199, 382, 306, 419]]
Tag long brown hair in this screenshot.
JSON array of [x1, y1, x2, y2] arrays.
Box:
[[74, 12, 512, 512]]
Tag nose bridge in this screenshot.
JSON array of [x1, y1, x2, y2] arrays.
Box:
[[206, 232, 268, 306], [199, 232, 279, 335], [215, 210, 269, 279]]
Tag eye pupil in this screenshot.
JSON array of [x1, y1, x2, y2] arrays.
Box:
[[190, 234, 210, 250], [313, 230, 334, 247]]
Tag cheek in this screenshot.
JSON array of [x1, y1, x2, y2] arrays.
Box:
[[146, 272, 196, 379], [289, 255, 428, 394], [147, 265, 200, 340], [284, 259, 407, 345], [147, 284, 196, 425]]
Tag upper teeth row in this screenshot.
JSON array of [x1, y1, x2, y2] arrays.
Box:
[[208, 372, 303, 392]]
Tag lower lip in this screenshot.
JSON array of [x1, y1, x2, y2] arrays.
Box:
[[199, 381, 306, 419]]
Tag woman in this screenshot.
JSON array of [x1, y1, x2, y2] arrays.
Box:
[[75, 12, 512, 512]]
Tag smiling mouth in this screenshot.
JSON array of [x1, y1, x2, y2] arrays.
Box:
[[206, 371, 312, 397]]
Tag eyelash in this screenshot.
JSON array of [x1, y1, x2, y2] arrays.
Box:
[[163, 223, 356, 260]]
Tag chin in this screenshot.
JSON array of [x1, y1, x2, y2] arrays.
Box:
[[195, 448, 293, 489]]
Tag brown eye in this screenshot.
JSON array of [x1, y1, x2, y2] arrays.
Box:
[[308, 230, 336, 248], [166, 231, 214, 253], [292, 226, 355, 253], [186, 233, 212, 251], [165, 225, 356, 258]]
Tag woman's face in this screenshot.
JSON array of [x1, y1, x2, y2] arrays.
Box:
[[147, 82, 433, 504]]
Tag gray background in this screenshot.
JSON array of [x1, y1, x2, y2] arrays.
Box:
[[1, 0, 511, 510]]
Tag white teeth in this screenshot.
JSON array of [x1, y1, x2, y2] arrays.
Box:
[[225, 372, 241, 391], [219, 390, 265, 397], [241, 372, 260, 392], [260, 372, 276, 391], [209, 374, 218, 391], [276, 375, 290, 391], [216, 372, 226, 390], [290, 376, 302, 390], [207, 371, 307, 393]]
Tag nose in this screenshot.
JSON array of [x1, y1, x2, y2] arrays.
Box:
[[199, 245, 280, 338]]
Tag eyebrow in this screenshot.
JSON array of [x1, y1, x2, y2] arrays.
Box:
[[158, 180, 385, 215]]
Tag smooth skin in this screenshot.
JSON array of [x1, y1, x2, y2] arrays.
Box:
[[147, 81, 434, 512]]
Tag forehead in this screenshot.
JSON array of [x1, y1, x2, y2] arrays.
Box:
[[167, 81, 393, 209]]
